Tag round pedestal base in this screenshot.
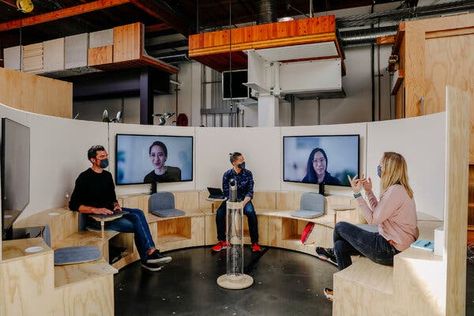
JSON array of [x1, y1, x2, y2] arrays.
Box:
[[217, 274, 254, 290]]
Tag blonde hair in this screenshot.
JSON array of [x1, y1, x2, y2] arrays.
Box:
[[380, 152, 414, 199]]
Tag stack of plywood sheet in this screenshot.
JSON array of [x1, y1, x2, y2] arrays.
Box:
[[3, 46, 21, 70], [22, 43, 44, 73], [88, 29, 113, 66], [65, 33, 88, 69], [43, 38, 65, 72]]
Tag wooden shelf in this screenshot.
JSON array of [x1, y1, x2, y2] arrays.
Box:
[[54, 259, 117, 288], [156, 234, 190, 243], [2, 237, 51, 262]]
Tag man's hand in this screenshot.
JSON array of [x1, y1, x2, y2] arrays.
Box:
[[243, 196, 251, 207], [93, 207, 114, 215]]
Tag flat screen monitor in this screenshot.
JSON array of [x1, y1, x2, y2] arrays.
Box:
[[283, 135, 360, 187], [222, 70, 249, 100], [1, 118, 30, 240], [116, 134, 193, 185]]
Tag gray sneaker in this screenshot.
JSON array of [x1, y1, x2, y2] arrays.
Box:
[[315, 247, 338, 267]]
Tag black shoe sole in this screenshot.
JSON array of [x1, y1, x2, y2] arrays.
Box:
[[315, 253, 338, 267], [147, 256, 172, 265]]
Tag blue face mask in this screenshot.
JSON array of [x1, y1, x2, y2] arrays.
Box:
[[377, 165, 382, 178], [99, 158, 109, 169], [238, 162, 246, 170]]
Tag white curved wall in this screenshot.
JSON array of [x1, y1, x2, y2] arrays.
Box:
[[0, 102, 445, 222]]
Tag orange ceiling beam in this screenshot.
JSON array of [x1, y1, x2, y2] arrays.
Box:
[[0, 0, 131, 32]]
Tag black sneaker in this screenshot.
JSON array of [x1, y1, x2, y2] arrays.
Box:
[[146, 250, 172, 265], [315, 247, 338, 267], [141, 261, 164, 272]]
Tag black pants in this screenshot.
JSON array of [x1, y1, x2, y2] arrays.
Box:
[[216, 201, 259, 243]]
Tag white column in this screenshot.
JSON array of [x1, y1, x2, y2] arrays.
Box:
[[258, 94, 279, 127]]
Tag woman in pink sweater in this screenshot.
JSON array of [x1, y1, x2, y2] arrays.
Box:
[[316, 152, 419, 301]]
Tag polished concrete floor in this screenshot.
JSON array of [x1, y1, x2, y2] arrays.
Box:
[[115, 246, 474, 316]]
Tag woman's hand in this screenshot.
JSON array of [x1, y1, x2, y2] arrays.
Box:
[[362, 177, 372, 192], [347, 175, 363, 194]]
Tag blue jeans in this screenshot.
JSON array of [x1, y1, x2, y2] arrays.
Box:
[[333, 221, 399, 270], [87, 208, 155, 261], [216, 201, 259, 244]]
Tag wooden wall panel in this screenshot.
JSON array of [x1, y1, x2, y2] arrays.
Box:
[[113, 22, 142, 62], [88, 45, 113, 66], [0, 67, 72, 118]]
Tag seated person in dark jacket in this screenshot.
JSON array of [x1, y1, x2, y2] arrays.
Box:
[[302, 148, 341, 185], [69, 145, 172, 271], [211, 152, 262, 253], [143, 141, 181, 183]]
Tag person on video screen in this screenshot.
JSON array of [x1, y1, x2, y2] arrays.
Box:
[[143, 141, 181, 183], [302, 148, 341, 185]]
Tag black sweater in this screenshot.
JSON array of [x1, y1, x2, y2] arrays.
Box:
[[69, 168, 117, 211]]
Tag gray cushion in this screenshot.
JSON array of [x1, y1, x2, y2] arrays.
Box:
[[54, 246, 101, 265], [150, 209, 185, 218], [300, 192, 325, 212], [149, 192, 175, 211], [291, 210, 325, 219], [357, 224, 378, 233]]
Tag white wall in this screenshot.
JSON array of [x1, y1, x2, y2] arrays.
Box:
[[367, 113, 446, 220]]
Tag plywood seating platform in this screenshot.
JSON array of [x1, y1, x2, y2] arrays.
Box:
[[54, 258, 117, 288], [188, 15, 344, 72]]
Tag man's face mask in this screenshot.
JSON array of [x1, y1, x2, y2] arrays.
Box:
[[238, 162, 246, 170], [99, 158, 109, 169]]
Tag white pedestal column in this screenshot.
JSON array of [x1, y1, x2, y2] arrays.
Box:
[[258, 94, 279, 127]]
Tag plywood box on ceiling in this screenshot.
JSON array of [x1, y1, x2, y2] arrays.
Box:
[[88, 45, 113, 66], [3, 46, 21, 70], [89, 28, 113, 48], [22, 43, 44, 73], [113, 22, 142, 62], [43, 38, 65, 72], [65, 33, 88, 69]]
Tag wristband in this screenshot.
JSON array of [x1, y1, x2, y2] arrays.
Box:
[[353, 192, 362, 199]]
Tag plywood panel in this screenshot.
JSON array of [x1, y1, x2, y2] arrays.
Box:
[[89, 28, 113, 48], [22, 43, 44, 72], [3, 45, 21, 70], [174, 191, 200, 213], [88, 45, 113, 66], [65, 33, 88, 69], [113, 22, 142, 62], [0, 67, 72, 118], [43, 38, 65, 72]]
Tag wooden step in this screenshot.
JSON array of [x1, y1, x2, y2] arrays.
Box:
[[54, 231, 120, 262], [54, 259, 117, 288]]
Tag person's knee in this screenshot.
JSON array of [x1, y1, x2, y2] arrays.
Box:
[[334, 221, 352, 234]]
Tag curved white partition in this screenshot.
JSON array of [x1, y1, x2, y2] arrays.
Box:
[[0, 102, 445, 221]]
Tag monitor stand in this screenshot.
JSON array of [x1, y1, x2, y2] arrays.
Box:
[[150, 181, 158, 194], [318, 183, 326, 196]]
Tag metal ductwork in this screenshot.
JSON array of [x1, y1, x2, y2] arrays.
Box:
[[256, 0, 277, 24], [340, 26, 398, 47]]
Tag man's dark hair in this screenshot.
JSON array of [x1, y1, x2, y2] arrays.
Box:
[[87, 145, 106, 160], [149, 141, 168, 157], [229, 152, 242, 163]]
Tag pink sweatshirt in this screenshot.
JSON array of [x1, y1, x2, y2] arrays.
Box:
[[357, 184, 419, 251]]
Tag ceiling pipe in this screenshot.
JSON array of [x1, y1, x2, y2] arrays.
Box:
[[256, 0, 277, 24], [340, 25, 398, 47]]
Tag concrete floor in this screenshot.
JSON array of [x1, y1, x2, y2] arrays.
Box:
[[114, 246, 474, 316]]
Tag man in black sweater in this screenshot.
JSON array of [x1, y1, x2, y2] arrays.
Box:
[[69, 145, 171, 271]]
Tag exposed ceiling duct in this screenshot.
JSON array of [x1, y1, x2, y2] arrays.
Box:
[[256, 0, 277, 24], [340, 25, 399, 47]]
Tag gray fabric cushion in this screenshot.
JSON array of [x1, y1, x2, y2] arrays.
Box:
[[300, 192, 325, 213], [54, 246, 101, 265], [357, 224, 379, 233], [149, 192, 175, 212], [291, 210, 324, 219], [150, 209, 185, 218]]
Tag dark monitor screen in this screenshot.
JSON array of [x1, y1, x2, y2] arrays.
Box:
[[283, 135, 360, 187], [222, 70, 249, 100], [116, 134, 193, 185], [1, 118, 30, 239]]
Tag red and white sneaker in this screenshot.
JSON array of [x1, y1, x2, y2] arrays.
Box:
[[251, 243, 262, 252], [211, 241, 230, 252]]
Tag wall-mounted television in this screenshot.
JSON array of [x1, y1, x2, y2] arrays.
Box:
[[115, 134, 193, 185], [222, 69, 250, 100], [283, 135, 360, 187], [1, 118, 30, 240]]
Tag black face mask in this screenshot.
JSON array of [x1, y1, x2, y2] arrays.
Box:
[[99, 158, 109, 169], [237, 162, 246, 170]]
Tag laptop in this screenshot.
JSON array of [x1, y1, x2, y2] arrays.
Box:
[[207, 187, 226, 199]]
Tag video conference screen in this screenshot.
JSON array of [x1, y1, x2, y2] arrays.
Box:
[[283, 135, 360, 187], [116, 134, 193, 185]]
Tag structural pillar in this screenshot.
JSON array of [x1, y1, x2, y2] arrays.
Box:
[[140, 68, 154, 125], [258, 94, 279, 127]]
